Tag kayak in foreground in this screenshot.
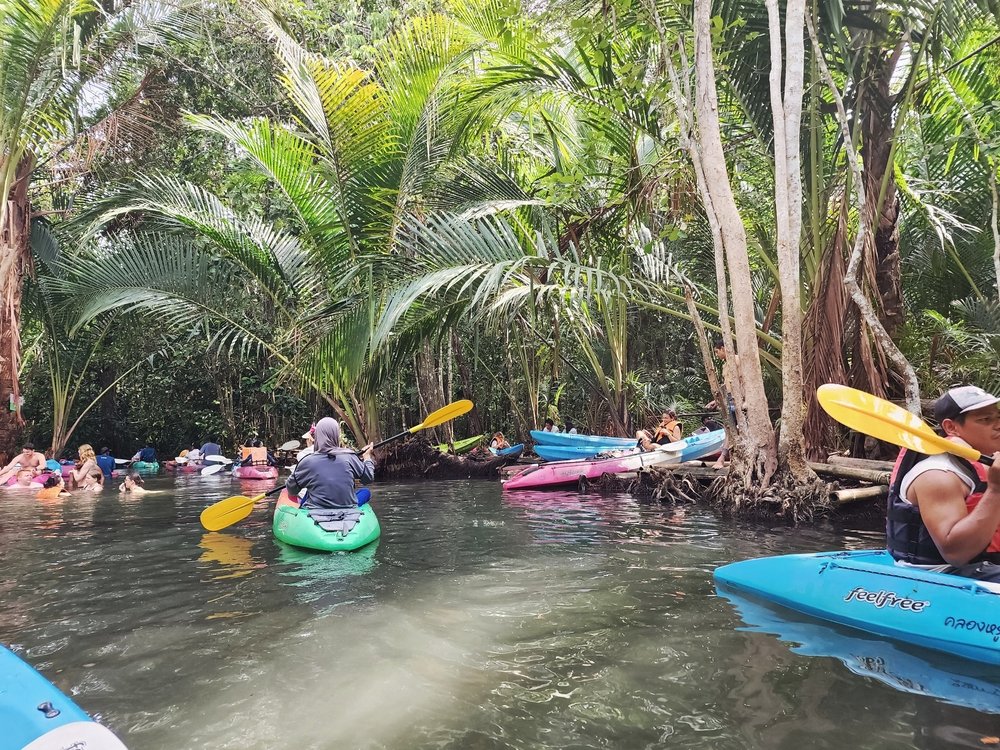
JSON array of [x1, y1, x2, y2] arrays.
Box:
[[716, 586, 1000, 714], [714, 550, 1000, 666], [504, 430, 724, 490], [1, 644, 127, 750], [272, 489, 380, 552]]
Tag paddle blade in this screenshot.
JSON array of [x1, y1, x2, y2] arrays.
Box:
[[205, 454, 233, 464], [278, 439, 300, 451], [411, 399, 474, 432], [174, 456, 189, 463], [200, 494, 263, 531], [201, 464, 226, 476], [817, 384, 981, 462]]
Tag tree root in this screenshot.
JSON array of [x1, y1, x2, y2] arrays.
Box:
[[375, 438, 511, 480], [708, 468, 833, 523]]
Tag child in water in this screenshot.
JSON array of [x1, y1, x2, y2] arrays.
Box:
[[119, 472, 148, 494], [36, 474, 68, 499]]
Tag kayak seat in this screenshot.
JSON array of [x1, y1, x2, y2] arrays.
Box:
[[307, 507, 362, 534]]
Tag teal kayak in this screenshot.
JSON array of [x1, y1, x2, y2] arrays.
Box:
[[131, 460, 159, 473], [273, 491, 380, 552], [0, 644, 127, 749]]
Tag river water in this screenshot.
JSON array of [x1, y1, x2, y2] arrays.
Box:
[[1, 477, 998, 749]]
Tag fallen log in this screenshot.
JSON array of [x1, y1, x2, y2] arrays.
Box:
[[833, 484, 888, 505], [808, 462, 890, 485], [825, 455, 895, 473]]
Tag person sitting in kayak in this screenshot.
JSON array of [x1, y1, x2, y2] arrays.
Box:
[[636, 410, 682, 451], [887, 385, 1000, 582], [490, 432, 510, 451], [96, 447, 115, 480], [563, 418, 578, 435], [296, 426, 316, 462], [69, 444, 103, 491], [0, 442, 47, 483], [285, 417, 374, 509], [132, 443, 158, 464], [200, 436, 222, 462], [542, 418, 560, 433]]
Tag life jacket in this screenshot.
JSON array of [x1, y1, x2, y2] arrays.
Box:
[[655, 420, 681, 444], [886, 445, 996, 565], [36, 486, 62, 500], [242, 446, 267, 465]]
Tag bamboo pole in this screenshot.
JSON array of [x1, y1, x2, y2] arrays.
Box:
[[807, 462, 890, 484], [834, 485, 888, 505], [825, 455, 895, 472]]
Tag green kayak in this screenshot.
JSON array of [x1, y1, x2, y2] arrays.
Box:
[[132, 460, 160, 473], [273, 492, 380, 552], [435, 434, 483, 454]]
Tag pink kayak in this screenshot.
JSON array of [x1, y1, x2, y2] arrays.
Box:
[[233, 464, 279, 480], [504, 430, 726, 490]]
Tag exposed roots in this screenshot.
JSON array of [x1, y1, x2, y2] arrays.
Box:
[[709, 468, 833, 523], [375, 438, 511, 480]]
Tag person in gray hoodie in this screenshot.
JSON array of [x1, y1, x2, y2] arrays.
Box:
[[285, 418, 374, 509]]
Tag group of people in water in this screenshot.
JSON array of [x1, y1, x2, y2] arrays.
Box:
[[0, 442, 150, 497]]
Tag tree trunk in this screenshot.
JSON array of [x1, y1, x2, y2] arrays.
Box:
[[766, 0, 813, 480], [414, 341, 450, 443], [451, 330, 483, 435], [693, 0, 778, 488], [0, 155, 33, 462]]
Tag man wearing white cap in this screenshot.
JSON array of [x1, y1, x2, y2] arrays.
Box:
[[886, 385, 1000, 581], [296, 425, 316, 462]]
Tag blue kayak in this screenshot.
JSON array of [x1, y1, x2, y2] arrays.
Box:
[[533, 444, 619, 461], [490, 443, 524, 457], [0, 644, 127, 749], [529, 430, 636, 449], [714, 550, 1000, 665], [717, 586, 1000, 713]]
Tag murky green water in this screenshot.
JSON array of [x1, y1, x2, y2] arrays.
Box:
[[1, 477, 999, 748]]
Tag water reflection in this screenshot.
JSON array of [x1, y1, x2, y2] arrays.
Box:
[[198, 533, 262, 580], [717, 585, 1000, 714]]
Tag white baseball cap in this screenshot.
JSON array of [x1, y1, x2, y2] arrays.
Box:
[[935, 385, 1000, 422]]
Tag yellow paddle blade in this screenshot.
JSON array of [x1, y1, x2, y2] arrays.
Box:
[[817, 384, 981, 462], [200, 493, 265, 531], [410, 399, 474, 432]]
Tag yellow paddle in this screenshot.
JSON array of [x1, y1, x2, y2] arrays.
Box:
[[816, 384, 993, 465], [199, 399, 475, 531]]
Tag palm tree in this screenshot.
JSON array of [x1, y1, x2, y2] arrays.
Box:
[[0, 0, 185, 457]]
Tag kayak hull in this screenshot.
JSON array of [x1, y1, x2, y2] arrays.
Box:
[[529, 430, 635, 449], [491, 443, 524, 458], [272, 491, 380, 552], [714, 550, 1000, 665], [0, 645, 127, 749], [232, 465, 279, 480], [435, 435, 483, 454], [131, 461, 159, 474], [534, 444, 621, 461], [505, 430, 724, 490]]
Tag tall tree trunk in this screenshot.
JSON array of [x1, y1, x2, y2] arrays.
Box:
[[766, 0, 813, 480], [415, 342, 449, 443], [693, 0, 778, 488], [0, 155, 33, 462], [451, 331, 482, 435]]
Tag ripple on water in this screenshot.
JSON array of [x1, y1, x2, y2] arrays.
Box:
[[0, 478, 994, 749]]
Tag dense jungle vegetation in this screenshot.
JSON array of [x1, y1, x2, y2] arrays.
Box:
[[2, 0, 999, 512]]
